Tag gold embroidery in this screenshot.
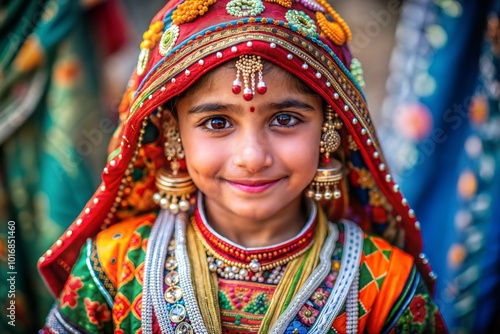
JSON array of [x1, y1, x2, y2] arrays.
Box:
[[358, 168, 376, 189], [347, 134, 359, 151], [89, 240, 117, 298], [369, 189, 387, 207]]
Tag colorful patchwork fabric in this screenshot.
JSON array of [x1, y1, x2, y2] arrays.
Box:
[[42, 215, 444, 333], [43, 213, 155, 333], [219, 279, 276, 332], [284, 228, 444, 333], [388, 277, 448, 334]]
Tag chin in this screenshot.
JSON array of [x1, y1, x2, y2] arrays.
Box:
[[233, 205, 270, 218], [227, 200, 285, 221]]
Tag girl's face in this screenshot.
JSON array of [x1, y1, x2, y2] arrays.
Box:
[[177, 62, 323, 223]]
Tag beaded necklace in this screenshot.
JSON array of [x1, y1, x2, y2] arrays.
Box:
[[193, 195, 317, 281], [207, 255, 287, 283]]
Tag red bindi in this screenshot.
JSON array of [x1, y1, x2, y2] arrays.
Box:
[[250, 106, 255, 112]]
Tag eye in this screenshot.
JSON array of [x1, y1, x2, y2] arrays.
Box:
[[271, 114, 300, 127], [204, 117, 232, 130]]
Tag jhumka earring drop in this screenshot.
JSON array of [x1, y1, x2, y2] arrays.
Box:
[[306, 104, 344, 201], [232, 54, 267, 101], [153, 109, 196, 214]]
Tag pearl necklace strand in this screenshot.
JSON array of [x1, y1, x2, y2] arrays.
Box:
[[143, 209, 362, 333], [142, 210, 175, 334], [308, 220, 363, 333], [195, 193, 317, 278], [208, 254, 288, 284]]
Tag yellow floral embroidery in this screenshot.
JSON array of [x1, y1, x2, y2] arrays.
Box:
[[137, 21, 165, 76], [369, 189, 387, 207], [358, 168, 376, 189]]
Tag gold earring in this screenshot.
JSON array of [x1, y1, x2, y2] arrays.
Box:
[[153, 108, 196, 213], [306, 105, 344, 201]]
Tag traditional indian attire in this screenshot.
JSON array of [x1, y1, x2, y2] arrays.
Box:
[[39, 0, 447, 332]]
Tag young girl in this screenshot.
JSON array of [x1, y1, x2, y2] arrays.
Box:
[[39, 0, 447, 332]]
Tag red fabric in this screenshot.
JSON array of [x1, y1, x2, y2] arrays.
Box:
[[88, 0, 128, 55]]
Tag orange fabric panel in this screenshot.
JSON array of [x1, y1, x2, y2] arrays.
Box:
[[96, 213, 156, 287], [366, 247, 414, 332], [332, 312, 346, 332], [332, 236, 415, 333]]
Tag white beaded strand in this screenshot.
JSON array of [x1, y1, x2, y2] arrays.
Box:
[[308, 220, 363, 333], [151, 212, 176, 333], [142, 210, 170, 334], [269, 222, 339, 333], [346, 271, 359, 333], [175, 213, 209, 333]]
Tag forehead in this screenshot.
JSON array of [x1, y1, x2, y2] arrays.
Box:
[[183, 59, 314, 97]]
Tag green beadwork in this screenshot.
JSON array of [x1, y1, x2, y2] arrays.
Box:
[[244, 293, 269, 314], [350, 58, 366, 88], [218, 291, 233, 310], [285, 10, 317, 36], [226, 0, 265, 17], [159, 25, 180, 57]]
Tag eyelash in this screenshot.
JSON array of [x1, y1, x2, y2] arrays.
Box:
[[198, 113, 302, 133], [199, 116, 232, 133], [270, 113, 301, 128]]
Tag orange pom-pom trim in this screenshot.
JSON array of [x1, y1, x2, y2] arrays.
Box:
[[316, 12, 346, 45], [264, 0, 292, 8], [172, 0, 217, 25], [315, 0, 351, 45]]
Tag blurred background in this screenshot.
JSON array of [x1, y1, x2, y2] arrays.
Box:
[[1, 0, 499, 333]]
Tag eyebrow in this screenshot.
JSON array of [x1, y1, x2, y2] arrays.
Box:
[[266, 98, 317, 112], [187, 102, 238, 114], [187, 98, 317, 114]]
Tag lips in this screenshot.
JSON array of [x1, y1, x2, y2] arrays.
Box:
[[227, 178, 282, 193]]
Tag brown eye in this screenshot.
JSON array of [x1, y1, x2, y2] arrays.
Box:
[[272, 114, 299, 127], [211, 118, 226, 129], [205, 117, 231, 130], [276, 114, 291, 125]]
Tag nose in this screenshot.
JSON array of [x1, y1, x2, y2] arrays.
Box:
[[233, 131, 272, 173]]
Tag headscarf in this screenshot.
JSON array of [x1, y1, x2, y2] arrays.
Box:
[[38, 0, 436, 297]]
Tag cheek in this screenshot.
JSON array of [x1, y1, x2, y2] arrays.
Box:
[[279, 133, 320, 176], [181, 134, 226, 181]]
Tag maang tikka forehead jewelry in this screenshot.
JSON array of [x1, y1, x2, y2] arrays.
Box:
[[232, 54, 267, 101], [306, 104, 344, 201], [153, 107, 196, 214]]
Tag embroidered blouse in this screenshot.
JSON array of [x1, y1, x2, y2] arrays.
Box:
[[42, 209, 446, 333]]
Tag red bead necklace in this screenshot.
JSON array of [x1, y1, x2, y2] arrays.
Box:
[[192, 206, 317, 273]]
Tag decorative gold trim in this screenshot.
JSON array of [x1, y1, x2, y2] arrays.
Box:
[[130, 25, 382, 161], [89, 240, 117, 298]]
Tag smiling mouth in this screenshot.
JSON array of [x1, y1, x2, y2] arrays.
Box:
[[227, 179, 282, 193]]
